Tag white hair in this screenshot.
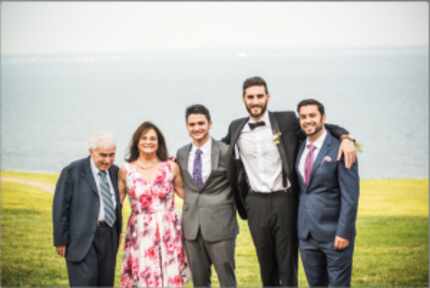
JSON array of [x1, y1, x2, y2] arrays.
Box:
[[88, 132, 116, 150]]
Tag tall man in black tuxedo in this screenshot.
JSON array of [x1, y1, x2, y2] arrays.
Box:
[[222, 76, 357, 287], [52, 133, 122, 286]]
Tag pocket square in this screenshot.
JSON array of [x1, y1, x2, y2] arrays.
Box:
[[322, 155, 333, 163]]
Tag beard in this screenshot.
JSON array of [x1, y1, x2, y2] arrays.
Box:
[[304, 123, 324, 136], [246, 101, 269, 119]]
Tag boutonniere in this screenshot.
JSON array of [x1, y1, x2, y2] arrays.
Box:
[[273, 131, 282, 145]]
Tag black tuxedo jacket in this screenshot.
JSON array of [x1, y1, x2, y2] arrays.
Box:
[[222, 110, 348, 220], [52, 156, 122, 262]]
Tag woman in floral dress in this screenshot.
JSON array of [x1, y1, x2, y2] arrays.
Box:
[[118, 121, 188, 288]]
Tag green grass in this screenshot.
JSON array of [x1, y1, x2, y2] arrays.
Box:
[[1, 182, 68, 286], [1, 170, 59, 184], [1, 173, 428, 287]]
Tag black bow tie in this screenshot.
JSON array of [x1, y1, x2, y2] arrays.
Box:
[[248, 121, 266, 130]]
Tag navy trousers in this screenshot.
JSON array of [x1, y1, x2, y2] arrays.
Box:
[[299, 235, 355, 287]]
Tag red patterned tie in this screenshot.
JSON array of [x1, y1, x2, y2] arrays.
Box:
[[304, 144, 316, 186]]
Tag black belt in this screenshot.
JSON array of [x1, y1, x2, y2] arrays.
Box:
[[96, 220, 113, 228], [249, 188, 292, 195]]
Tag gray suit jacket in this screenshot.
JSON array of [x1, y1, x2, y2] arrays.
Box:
[[296, 131, 359, 242], [52, 156, 122, 262], [176, 139, 238, 242]]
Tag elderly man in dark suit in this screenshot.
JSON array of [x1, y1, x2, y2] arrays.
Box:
[[222, 76, 357, 287], [296, 99, 359, 287], [52, 132, 122, 287], [176, 104, 238, 287]]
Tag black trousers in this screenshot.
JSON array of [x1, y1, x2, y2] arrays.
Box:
[[66, 222, 118, 287], [246, 190, 298, 287]]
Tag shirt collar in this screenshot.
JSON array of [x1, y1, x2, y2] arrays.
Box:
[[191, 137, 212, 155], [90, 157, 105, 176], [306, 128, 327, 150]]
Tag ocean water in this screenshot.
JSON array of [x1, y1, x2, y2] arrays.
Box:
[[1, 47, 428, 179]]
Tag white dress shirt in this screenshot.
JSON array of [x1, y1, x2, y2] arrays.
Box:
[[90, 158, 117, 222], [188, 138, 212, 183], [237, 111, 290, 193], [298, 128, 327, 179]]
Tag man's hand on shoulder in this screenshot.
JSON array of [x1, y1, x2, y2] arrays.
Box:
[[337, 137, 357, 169]]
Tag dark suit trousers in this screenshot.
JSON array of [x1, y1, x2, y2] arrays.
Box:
[[66, 222, 118, 287], [299, 236, 355, 287], [246, 190, 298, 287], [184, 231, 236, 287]]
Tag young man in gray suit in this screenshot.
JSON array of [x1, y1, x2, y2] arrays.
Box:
[[296, 99, 360, 287], [176, 104, 238, 287], [52, 133, 122, 287]]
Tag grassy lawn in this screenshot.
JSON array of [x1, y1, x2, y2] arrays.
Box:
[[1, 172, 428, 287], [1, 170, 59, 184]]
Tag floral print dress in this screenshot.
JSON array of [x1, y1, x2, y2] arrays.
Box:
[[120, 161, 188, 288]]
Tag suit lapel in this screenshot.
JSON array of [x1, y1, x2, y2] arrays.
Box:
[[231, 118, 249, 148], [269, 112, 291, 183], [193, 139, 220, 190], [202, 139, 220, 186], [296, 141, 306, 188], [308, 133, 333, 187], [179, 144, 200, 190], [108, 166, 120, 207], [179, 144, 206, 190], [82, 157, 98, 196], [210, 138, 220, 171]]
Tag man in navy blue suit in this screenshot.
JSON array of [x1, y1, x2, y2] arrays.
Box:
[[52, 133, 122, 286], [296, 99, 360, 287]]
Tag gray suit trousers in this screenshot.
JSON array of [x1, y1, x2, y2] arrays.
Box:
[[184, 231, 236, 287]]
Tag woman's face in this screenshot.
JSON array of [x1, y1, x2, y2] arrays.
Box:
[[138, 128, 159, 156]]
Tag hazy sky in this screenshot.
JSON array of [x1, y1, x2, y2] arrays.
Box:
[[1, 1, 428, 54]]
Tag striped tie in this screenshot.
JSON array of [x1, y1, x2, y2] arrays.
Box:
[[98, 171, 116, 227]]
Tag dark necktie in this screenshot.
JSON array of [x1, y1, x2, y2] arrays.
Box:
[[248, 121, 266, 130], [192, 149, 204, 189], [304, 144, 317, 186], [98, 171, 116, 227]]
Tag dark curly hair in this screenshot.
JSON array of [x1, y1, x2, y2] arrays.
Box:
[[126, 121, 168, 162]]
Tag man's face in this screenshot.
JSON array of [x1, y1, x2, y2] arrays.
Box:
[[298, 105, 326, 137], [90, 144, 116, 171], [186, 113, 211, 144], [243, 85, 270, 119]]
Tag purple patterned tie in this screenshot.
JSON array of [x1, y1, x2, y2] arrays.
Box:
[[192, 149, 204, 189], [304, 144, 316, 186]]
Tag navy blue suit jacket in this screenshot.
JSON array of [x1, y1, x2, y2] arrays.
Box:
[[296, 131, 359, 242], [52, 156, 122, 262]]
